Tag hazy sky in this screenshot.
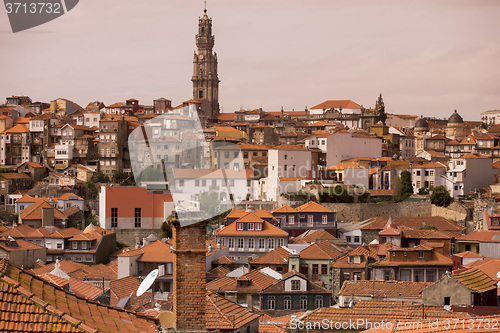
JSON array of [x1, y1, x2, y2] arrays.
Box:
[[1, 1, 499, 120]]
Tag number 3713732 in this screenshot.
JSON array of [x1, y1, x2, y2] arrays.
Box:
[[5, 2, 62, 14]]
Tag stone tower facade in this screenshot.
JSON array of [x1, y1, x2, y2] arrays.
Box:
[[192, 9, 220, 122]]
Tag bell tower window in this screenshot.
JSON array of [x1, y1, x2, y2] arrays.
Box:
[[199, 90, 204, 98]]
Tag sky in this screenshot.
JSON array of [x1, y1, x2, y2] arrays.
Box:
[[1, 0, 499, 121]]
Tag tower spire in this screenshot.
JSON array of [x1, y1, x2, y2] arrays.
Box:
[[192, 6, 220, 124]]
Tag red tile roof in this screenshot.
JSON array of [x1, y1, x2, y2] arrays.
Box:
[[451, 268, 497, 293], [109, 276, 141, 306], [20, 199, 67, 221], [206, 292, 260, 330], [41, 273, 103, 300], [299, 240, 345, 260], [311, 100, 362, 110], [296, 201, 333, 213], [457, 230, 500, 242], [0, 259, 159, 332], [293, 229, 336, 243], [216, 214, 288, 237], [340, 280, 432, 299], [250, 247, 290, 265], [0, 224, 36, 238]]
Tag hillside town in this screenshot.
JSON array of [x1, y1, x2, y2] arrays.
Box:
[[1, 7, 500, 333]]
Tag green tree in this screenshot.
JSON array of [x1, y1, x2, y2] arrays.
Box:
[[85, 212, 98, 227], [94, 171, 109, 183], [86, 182, 99, 200], [400, 170, 413, 196], [160, 221, 172, 239], [199, 191, 221, 217], [136, 166, 164, 183], [430, 186, 453, 207], [112, 171, 128, 184]]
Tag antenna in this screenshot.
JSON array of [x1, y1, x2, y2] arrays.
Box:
[[136, 269, 159, 296]]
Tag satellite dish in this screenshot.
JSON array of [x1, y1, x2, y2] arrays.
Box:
[[157, 311, 174, 329], [136, 269, 159, 296]]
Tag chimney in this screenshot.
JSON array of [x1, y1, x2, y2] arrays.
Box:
[[171, 218, 208, 332], [42, 207, 55, 226]]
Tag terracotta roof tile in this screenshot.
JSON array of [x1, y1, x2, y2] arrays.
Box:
[[0, 259, 159, 332], [294, 229, 336, 243], [299, 240, 345, 260], [0, 224, 36, 238], [340, 280, 432, 299], [250, 247, 290, 265], [296, 201, 333, 213], [20, 199, 67, 221], [213, 255, 235, 265], [109, 276, 141, 306], [216, 214, 288, 237], [206, 292, 260, 329], [451, 268, 497, 293], [457, 230, 500, 242], [206, 266, 231, 280], [41, 274, 103, 300]]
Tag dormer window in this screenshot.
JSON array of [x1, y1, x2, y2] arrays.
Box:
[[255, 223, 262, 231], [418, 251, 424, 258], [248, 223, 254, 231], [291, 280, 300, 290], [348, 256, 354, 263], [236, 223, 244, 231], [288, 216, 295, 225]]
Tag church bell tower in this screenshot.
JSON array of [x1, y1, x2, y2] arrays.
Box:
[[192, 8, 220, 121]]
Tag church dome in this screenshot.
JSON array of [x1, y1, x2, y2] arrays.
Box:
[[415, 117, 429, 129], [448, 110, 463, 124]]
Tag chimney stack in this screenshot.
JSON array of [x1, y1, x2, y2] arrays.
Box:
[[171, 218, 208, 332], [42, 207, 54, 226]]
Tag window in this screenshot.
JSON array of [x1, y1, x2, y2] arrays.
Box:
[[256, 223, 262, 231], [134, 208, 141, 228], [353, 272, 361, 281], [300, 296, 307, 310], [284, 154, 288, 160], [268, 296, 275, 310], [321, 264, 328, 275], [268, 239, 274, 249], [56, 243, 62, 249], [315, 296, 323, 308], [444, 297, 450, 306], [247, 223, 254, 231], [195, 179, 200, 186], [416, 170, 420, 176], [284, 296, 291, 310], [291, 280, 300, 290], [418, 251, 424, 258], [414, 270, 423, 282], [237, 223, 244, 231], [346, 236, 352, 243], [384, 270, 390, 281], [179, 179, 184, 187], [259, 238, 265, 249], [201, 180, 206, 186], [72, 242, 77, 250], [237, 238, 244, 249], [81, 242, 87, 250], [426, 269, 436, 282], [228, 238, 235, 249], [277, 239, 284, 248], [248, 238, 254, 249], [322, 215, 328, 224], [307, 215, 313, 226], [312, 264, 319, 275], [343, 272, 350, 281], [354, 236, 360, 243], [288, 216, 295, 225], [111, 208, 118, 228]]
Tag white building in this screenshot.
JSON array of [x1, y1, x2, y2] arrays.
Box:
[[267, 145, 312, 201], [411, 162, 447, 193], [480, 110, 500, 126], [442, 155, 496, 197], [325, 131, 382, 167]]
